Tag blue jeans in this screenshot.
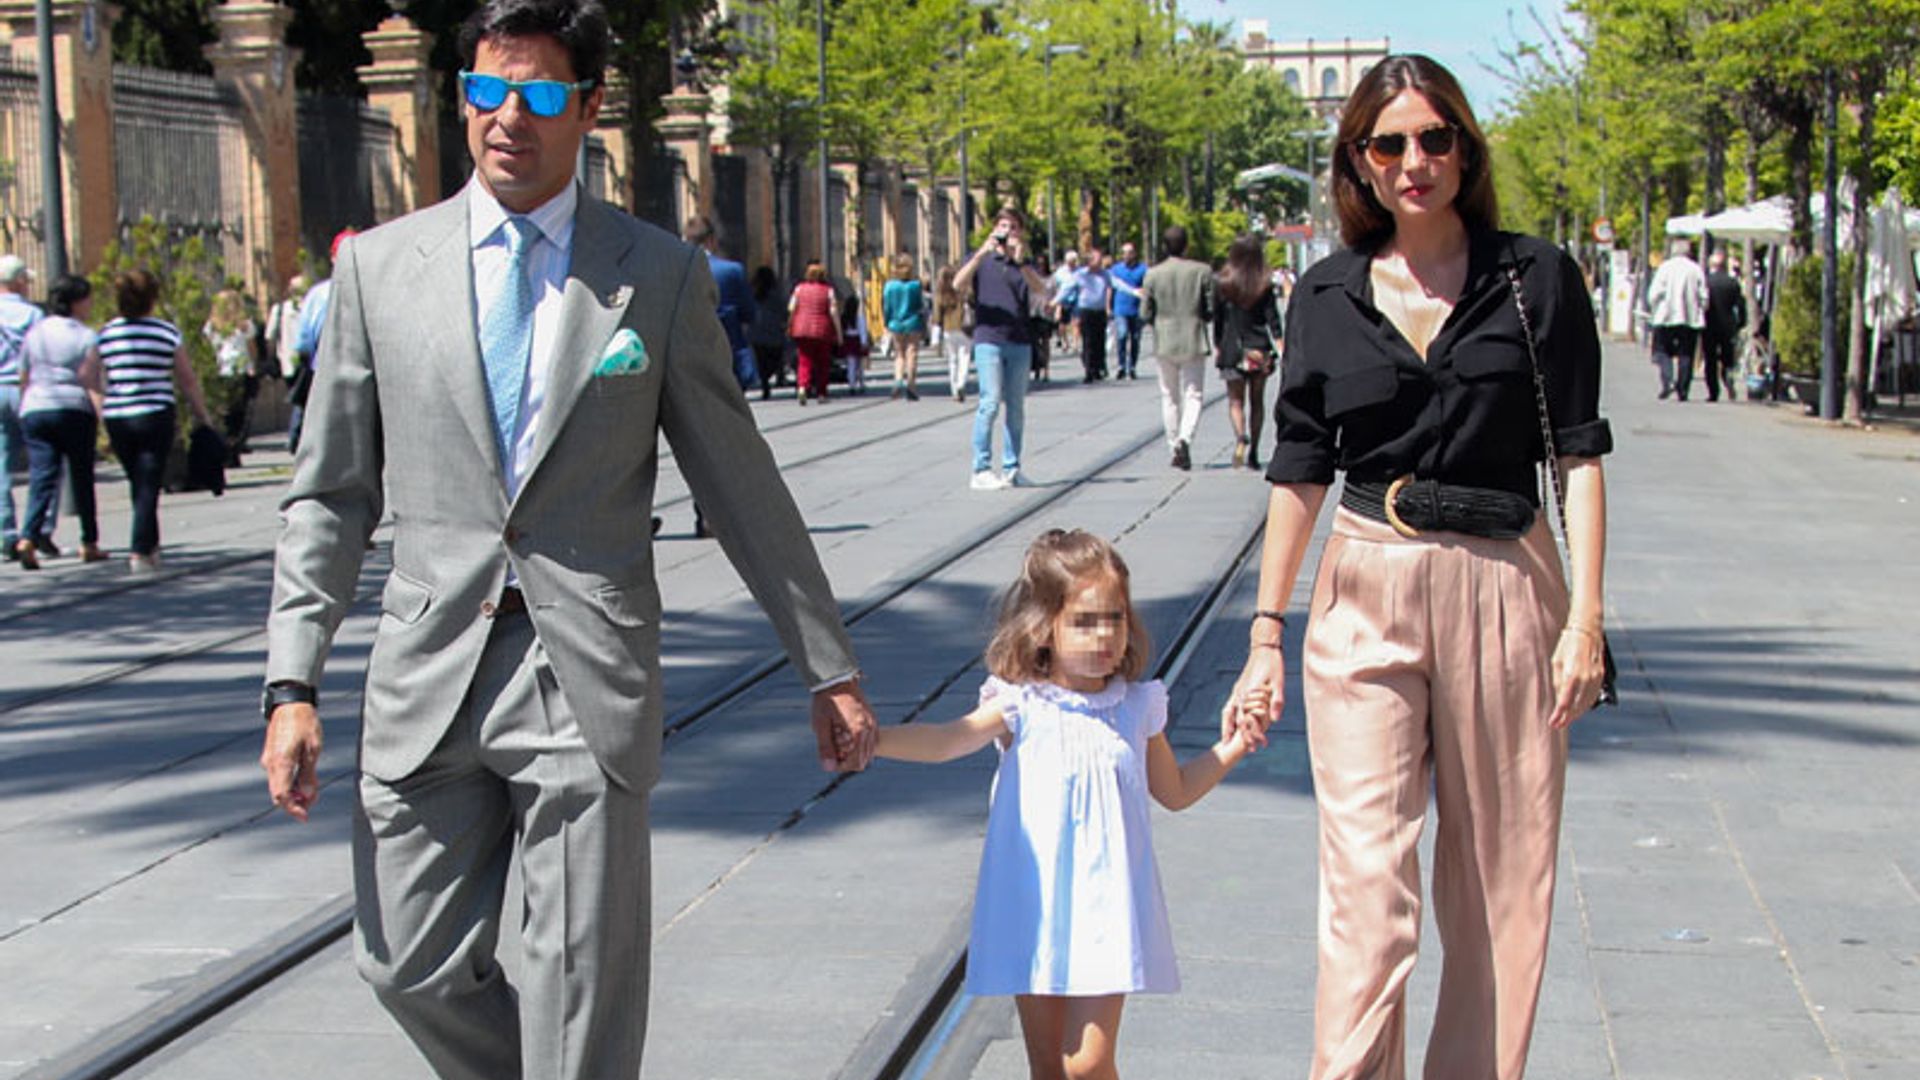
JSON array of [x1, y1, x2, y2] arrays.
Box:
[[23, 408, 98, 545], [972, 341, 1031, 473], [1113, 314, 1143, 375], [0, 385, 20, 544]]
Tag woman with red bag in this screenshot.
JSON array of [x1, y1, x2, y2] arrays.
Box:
[[1211, 234, 1283, 471]]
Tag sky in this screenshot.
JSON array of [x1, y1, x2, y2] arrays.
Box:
[[1178, 0, 1570, 121]]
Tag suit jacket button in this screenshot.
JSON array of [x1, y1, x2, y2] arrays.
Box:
[[480, 601, 497, 618]]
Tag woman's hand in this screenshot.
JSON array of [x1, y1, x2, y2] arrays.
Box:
[[1222, 644, 1286, 750], [1548, 624, 1606, 728]]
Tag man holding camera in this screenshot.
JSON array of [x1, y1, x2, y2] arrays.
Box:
[[954, 206, 1052, 491]]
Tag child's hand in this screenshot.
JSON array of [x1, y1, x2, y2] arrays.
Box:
[[1237, 684, 1275, 726]]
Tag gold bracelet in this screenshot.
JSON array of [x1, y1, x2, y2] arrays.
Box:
[[1561, 625, 1603, 641], [1251, 641, 1284, 651]]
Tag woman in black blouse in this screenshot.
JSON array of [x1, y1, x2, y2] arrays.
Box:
[[1211, 234, 1283, 470], [1228, 55, 1611, 1080]]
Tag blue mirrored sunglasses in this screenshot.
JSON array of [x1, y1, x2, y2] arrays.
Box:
[[459, 71, 596, 118]]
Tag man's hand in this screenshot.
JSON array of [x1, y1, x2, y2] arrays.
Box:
[[810, 681, 878, 772], [261, 704, 323, 821]]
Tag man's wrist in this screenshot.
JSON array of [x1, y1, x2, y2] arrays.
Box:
[[263, 680, 317, 723]]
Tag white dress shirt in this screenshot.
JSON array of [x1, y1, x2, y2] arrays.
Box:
[[468, 177, 577, 500]]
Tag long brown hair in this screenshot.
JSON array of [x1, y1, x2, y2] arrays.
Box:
[[985, 529, 1150, 684], [1332, 54, 1498, 251], [1216, 234, 1271, 310]]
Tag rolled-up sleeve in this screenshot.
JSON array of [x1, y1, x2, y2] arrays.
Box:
[[1541, 250, 1613, 458], [1265, 286, 1337, 484]]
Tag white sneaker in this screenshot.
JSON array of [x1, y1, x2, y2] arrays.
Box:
[[1003, 469, 1028, 488], [970, 470, 1002, 491]]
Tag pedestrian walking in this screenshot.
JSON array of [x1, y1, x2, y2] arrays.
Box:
[[1703, 249, 1747, 402], [1110, 241, 1147, 379], [1049, 250, 1080, 355], [882, 253, 925, 401], [748, 265, 789, 400], [876, 528, 1264, 1080], [955, 205, 1051, 490], [838, 291, 870, 395], [0, 253, 42, 563], [787, 260, 840, 404], [289, 229, 357, 454], [97, 269, 216, 573], [1028, 252, 1054, 382], [932, 263, 971, 402], [203, 288, 260, 462], [1227, 54, 1612, 1080], [1073, 247, 1111, 382], [1212, 233, 1283, 470], [685, 216, 758, 393], [257, 4, 878, 1078], [1140, 226, 1214, 471], [14, 275, 107, 569], [1646, 238, 1707, 400]]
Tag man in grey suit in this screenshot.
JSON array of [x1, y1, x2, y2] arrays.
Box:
[[257, 1, 877, 1076], [1139, 225, 1215, 471]]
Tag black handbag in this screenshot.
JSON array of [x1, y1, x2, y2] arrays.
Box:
[[1504, 264, 1619, 706]]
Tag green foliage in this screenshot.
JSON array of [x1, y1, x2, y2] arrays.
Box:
[[1157, 201, 1248, 264], [1772, 252, 1853, 377], [88, 218, 232, 432], [1211, 66, 1312, 227], [1876, 72, 1920, 204]]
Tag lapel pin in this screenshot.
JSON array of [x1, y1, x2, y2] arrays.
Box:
[[606, 285, 632, 307]]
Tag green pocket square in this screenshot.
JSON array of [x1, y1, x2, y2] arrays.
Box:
[[594, 329, 650, 376]]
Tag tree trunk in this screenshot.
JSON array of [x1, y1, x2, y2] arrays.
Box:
[[1079, 185, 1096, 256], [1785, 109, 1815, 256], [1845, 92, 1878, 423], [1702, 106, 1729, 258]]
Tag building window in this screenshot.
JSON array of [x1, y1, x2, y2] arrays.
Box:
[[1321, 67, 1340, 98], [1284, 68, 1301, 93]]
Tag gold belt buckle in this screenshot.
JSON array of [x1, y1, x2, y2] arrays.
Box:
[[1383, 474, 1422, 538]]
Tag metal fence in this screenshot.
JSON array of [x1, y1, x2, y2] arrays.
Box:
[[927, 190, 952, 272], [297, 94, 398, 266], [113, 66, 249, 276], [713, 153, 750, 264], [0, 57, 48, 281]]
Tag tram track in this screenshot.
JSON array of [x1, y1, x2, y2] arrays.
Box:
[[16, 386, 1225, 1080], [0, 394, 977, 721]]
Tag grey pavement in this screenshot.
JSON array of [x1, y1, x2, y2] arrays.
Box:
[[1, 336, 1916, 1080]]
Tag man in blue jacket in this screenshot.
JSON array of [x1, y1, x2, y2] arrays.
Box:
[[686, 215, 756, 392], [1109, 241, 1147, 379]]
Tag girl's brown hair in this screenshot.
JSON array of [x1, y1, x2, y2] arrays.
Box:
[[1331, 54, 1498, 251], [891, 252, 915, 280], [1216, 233, 1271, 310], [985, 529, 1150, 684]]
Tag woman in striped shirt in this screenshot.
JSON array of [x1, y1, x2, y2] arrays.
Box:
[[97, 269, 213, 572]]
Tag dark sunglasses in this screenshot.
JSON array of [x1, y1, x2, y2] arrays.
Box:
[[459, 71, 597, 119], [1356, 124, 1460, 167]]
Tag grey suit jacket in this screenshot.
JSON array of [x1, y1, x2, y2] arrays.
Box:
[[265, 190, 857, 792], [1140, 257, 1214, 358]]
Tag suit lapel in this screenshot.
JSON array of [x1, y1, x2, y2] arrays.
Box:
[[415, 201, 508, 483], [517, 194, 636, 492]]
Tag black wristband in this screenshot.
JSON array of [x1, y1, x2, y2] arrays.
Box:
[[262, 681, 317, 723], [1253, 609, 1288, 628]]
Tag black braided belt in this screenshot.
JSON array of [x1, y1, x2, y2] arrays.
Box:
[[1342, 476, 1536, 541]]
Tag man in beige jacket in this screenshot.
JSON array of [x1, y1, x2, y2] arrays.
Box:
[[1140, 225, 1215, 470]]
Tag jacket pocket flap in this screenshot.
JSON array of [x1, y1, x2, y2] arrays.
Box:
[[594, 581, 657, 627], [382, 570, 434, 624], [1322, 364, 1401, 417]]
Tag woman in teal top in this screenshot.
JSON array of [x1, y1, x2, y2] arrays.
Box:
[[881, 253, 926, 401]]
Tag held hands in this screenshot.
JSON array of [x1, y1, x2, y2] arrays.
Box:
[[1548, 624, 1606, 729], [811, 680, 878, 772], [1223, 644, 1286, 751], [261, 704, 323, 822]]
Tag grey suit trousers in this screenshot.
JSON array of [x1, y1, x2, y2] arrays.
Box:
[[353, 612, 652, 1080]]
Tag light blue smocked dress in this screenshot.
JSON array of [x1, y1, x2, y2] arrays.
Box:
[[964, 676, 1180, 996]]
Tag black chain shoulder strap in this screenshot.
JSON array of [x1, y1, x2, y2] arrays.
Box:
[[1504, 260, 1619, 706]]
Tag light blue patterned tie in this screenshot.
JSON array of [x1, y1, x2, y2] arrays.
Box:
[[479, 215, 536, 474]]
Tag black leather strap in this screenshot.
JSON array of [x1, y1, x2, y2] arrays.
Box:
[[1342, 479, 1537, 540]]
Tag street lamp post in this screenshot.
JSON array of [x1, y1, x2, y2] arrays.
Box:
[[1043, 43, 1082, 262], [816, 0, 830, 276], [35, 0, 69, 281]]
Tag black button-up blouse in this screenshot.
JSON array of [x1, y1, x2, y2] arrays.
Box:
[[1266, 230, 1613, 504]]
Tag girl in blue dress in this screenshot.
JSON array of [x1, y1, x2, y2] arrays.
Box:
[[876, 528, 1268, 1079]]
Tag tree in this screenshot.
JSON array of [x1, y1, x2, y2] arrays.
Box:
[[1210, 66, 1312, 228]]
